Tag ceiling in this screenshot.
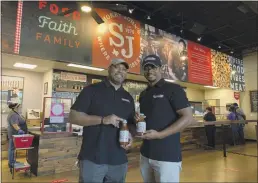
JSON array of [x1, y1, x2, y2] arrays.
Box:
[[101, 1, 258, 58]]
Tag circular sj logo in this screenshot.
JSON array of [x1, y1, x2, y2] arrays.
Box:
[[92, 9, 141, 74]]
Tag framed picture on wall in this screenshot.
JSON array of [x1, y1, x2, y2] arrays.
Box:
[[44, 82, 48, 95], [27, 109, 41, 119], [250, 90, 258, 112], [1, 75, 24, 113]]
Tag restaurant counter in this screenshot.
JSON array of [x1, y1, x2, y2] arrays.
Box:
[[27, 120, 255, 176], [28, 130, 81, 176]]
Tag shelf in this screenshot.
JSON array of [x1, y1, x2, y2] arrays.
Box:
[[55, 88, 82, 93], [14, 162, 30, 171], [15, 147, 34, 150]]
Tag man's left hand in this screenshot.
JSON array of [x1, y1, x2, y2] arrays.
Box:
[[121, 133, 133, 150], [141, 130, 163, 140]]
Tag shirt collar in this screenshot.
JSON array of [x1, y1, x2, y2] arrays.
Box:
[[147, 78, 166, 90], [104, 78, 124, 91]]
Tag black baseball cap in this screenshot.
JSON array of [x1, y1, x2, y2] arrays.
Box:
[[142, 55, 162, 68]]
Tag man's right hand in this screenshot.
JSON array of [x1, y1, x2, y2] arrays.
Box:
[[103, 114, 123, 128]]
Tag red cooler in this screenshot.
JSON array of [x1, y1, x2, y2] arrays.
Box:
[[12, 134, 34, 148]]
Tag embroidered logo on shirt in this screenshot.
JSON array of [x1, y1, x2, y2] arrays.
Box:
[[122, 98, 130, 103], [153, 94, 164, 98]]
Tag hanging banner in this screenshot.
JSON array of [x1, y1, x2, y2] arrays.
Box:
[[140, 24, 188, 82], [188, 41, 213, 85], [211, 50, 231, 88], [92, 9, 141, 74], [19, 1, 95, 65], [229, 56, 245, 91], [1, 1, 18, 54]]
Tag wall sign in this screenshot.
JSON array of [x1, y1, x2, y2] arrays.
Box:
[[18, 1, 95, 65], [92, 9, 141, 74], [229, 56, 245, 91], [140, 24, 188, 82], [188, 41, 212, 85], [250, 91, 258, 112], [234, 92, 240, 100], [211, 50, 231, 88], [60, 72, 87, 82], [50, 103, 64, 123], [1, 1, 18, 54]]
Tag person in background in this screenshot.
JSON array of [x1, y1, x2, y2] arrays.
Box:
[[136, 55, 194, 183], [233, 103, 246, 120], [203, 107, 216, 149], [233, 103, 246, 144], [227, 105, 244, 145], [69, 58, 136, 183], [7, 103, 27, 171]]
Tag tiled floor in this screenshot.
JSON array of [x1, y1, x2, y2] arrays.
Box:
[[1, 142, 257, 182]]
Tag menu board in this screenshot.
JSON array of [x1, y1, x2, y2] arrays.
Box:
[[229, 56, 245, 91], [140, 24, 188, 82], [92, 9, 141, 74], [19, 1, 95, 65], [250, 91, 258, 112], [188, 41, 213, 85], [211, 50, 231, 88], [1, 1, 18, 54]]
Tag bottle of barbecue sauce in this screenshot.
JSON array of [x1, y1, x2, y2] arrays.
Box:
[[136, 113, 146, 136], [119, 120, 129, 146]]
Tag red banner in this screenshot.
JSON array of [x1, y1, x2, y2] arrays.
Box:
[[188, 41, 213, 85], [92, 9, 141, 74]]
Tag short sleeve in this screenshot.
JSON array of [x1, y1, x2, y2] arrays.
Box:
[[169, 85, 190, 111], [71, 85, 94, 113], [9, 114, 19, 125]]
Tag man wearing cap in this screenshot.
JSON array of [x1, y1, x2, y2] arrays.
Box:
[[69, 58, 136, 183], [136, 55, 194, 183]]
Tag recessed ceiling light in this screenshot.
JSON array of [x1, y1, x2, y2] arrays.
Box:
[[197, 37, 202, 41], [147, 15, 151, 20], [67, 64, 104, 71], [218, 45, 221, 49], [129, 9, 134, 14], [13, 63, 37, 69], [81, 5, 92, 13], [204, 86, 219, 89], [230, 50, 234, 54]]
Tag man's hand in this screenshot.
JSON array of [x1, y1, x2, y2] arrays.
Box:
[[121, 133, 133, 150], [134, 112, 140, 122], [141, 130, 163, 140], [103, 114, 123, 128]]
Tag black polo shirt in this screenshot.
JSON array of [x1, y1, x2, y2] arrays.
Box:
[[71, 79, 135, 165], [139, 79, 190, 162], [204, 112, 216, 122]]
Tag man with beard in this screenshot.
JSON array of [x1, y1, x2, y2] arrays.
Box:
[[69, 58, 136, 183], [136, 55, 194, 183]]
